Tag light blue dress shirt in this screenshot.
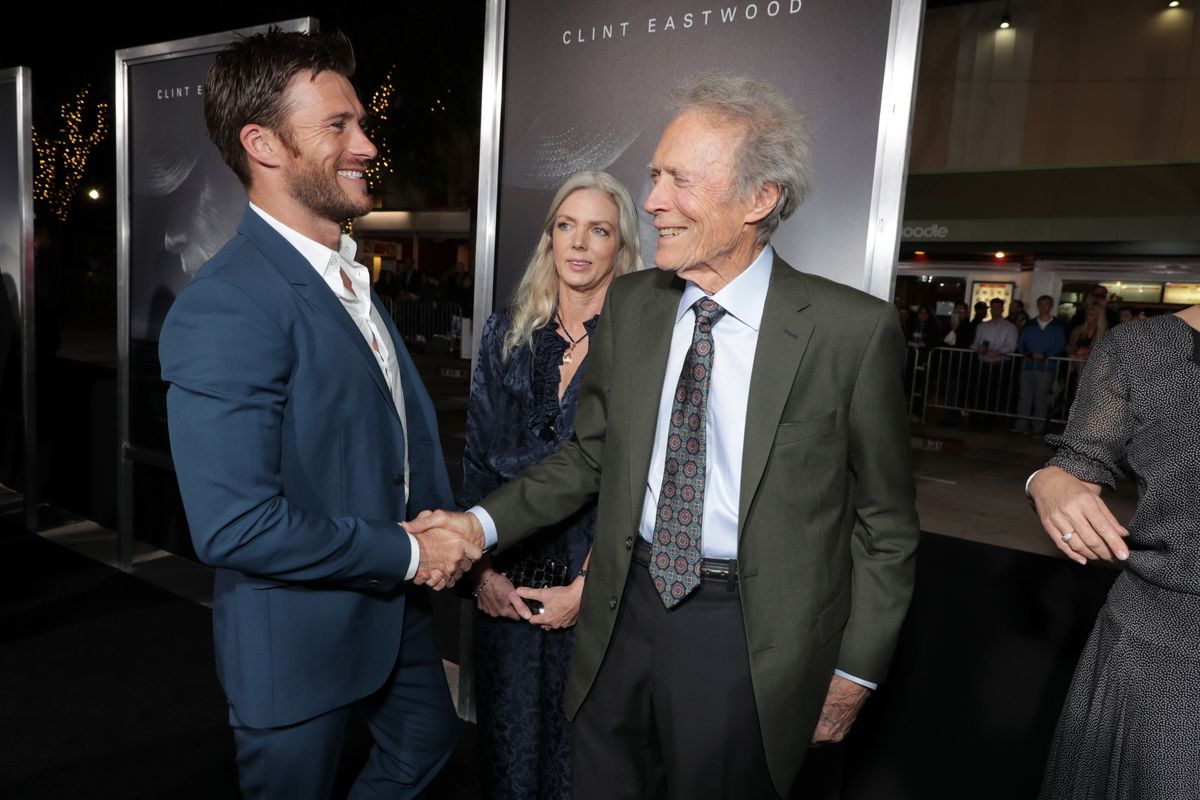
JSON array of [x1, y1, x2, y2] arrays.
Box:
[[635, 244, 772, 559]]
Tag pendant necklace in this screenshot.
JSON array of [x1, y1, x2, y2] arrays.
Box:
[[556, 313, 587, 365]]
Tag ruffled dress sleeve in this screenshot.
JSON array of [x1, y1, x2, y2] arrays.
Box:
[[456, 311, 510, 510]]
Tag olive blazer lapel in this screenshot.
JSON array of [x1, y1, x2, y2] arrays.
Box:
[[624, 271, 684, 527], [738, 256, 815, 535]]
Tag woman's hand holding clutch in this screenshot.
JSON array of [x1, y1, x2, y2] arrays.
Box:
[[517, 578, 585, 630]]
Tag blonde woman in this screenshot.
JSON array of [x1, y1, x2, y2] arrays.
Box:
[[457, 171, 642, 800], [1067, 305, 1107, 363], [1066, 305, 1108, 400]]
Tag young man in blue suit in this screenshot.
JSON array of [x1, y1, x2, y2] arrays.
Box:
[[159, 30, 480, 799]]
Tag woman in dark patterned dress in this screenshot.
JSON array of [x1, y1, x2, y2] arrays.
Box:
[[458, 171, 643, 800], [1028, 304, 1200, 799]]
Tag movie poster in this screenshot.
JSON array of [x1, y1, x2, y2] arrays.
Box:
[[122, 21, 313, 457], [492, 0, 913, 307], [125, 51, 245, 455], [128, 54, 245, 344]]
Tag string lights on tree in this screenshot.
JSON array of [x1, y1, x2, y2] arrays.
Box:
[[32, 85, 110, 221], [344, 67, 400, 235], [364, 66, 396, 187]]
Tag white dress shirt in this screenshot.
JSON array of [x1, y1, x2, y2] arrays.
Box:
[[250, 203, 419, 580]]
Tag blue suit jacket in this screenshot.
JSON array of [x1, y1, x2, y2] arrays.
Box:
[[160, 207, 453, 728]]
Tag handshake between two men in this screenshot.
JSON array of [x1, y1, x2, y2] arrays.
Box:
[[402, 509, 487, 590]]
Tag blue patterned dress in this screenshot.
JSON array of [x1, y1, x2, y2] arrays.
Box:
[[457, 310, 597, 800]]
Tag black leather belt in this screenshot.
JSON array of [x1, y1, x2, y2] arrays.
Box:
[[633, 537, 738, 589]]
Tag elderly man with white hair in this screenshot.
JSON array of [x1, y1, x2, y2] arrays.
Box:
[[411, 74, 919, 799]]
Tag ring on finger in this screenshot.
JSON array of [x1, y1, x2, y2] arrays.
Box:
[[1060, 531, 1074, 543]]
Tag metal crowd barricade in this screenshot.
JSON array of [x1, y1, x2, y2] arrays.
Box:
[[916, 347, 1084, 426], [384, 298, 465, 351]]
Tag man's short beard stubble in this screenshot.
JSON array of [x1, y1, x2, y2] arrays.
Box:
[[280, 134, 373, 223]]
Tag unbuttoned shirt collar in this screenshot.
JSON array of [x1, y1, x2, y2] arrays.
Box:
[[249, 202, 360, 285], [675, 244, 773, 329]]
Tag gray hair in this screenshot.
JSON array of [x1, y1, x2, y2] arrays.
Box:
[[671, 73, 813, 246]]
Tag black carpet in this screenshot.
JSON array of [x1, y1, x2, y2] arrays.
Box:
[[0, 532, 238, 799], [0, 532, 482, 800], [837, 532, 1117, 800], [1, 528, 1115, 799]]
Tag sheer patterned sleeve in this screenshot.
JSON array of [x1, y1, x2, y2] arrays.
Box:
[[456, 311, 509, 510], [1044, 332, 1132, 488]]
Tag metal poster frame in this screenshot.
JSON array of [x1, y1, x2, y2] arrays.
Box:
[[115, 18, 315, 570], [864, 0, 925, 301], [0, 67, 36, 531], [459, 0, 509, 721], [470, 0, 926, 360], [470, 0, 507, 366]]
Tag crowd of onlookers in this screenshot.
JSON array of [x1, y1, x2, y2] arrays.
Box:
[[373, 257, 475, 318], [899, 284, 1149, 358], [897, 284, 1160, 433]]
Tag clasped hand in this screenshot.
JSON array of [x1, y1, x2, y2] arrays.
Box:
[[401, 509, 486, 590]]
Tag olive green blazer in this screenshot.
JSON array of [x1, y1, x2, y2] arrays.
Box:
[[481, 253, 919, 794]]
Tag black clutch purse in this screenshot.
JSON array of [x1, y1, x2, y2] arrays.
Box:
[[501, 555, 570, 589]]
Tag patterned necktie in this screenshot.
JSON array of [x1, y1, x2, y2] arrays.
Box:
[[650, 297, 726, 607]]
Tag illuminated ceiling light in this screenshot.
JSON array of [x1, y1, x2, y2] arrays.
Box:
[[87, 188, 100, 200], [914, 250, 926, 256], [999, 14, 1011, 29], [1168, 1, 1181, 7], [994, 251, 1007, 259]]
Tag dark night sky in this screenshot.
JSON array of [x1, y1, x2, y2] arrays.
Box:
[[8, 3, 486, 111], [6, 2, 487, 216]]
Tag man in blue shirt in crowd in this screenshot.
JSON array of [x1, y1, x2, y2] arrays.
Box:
[[1013, 294, 1067, 434]]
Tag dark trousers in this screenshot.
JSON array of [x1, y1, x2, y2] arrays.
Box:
[[969, 359, 1011, 428], [1015, 368, 1055, 433], [229, 599, 458, 800], [571, 563, 782, 800]]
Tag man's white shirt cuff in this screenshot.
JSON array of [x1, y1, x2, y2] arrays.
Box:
[[404, 531, 420, 581], [834, 669, 878, 691], [467, 506, 499, 550]]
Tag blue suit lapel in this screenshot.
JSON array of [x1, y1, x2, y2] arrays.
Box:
[[237, 207, 399, 421], [235, 208, 452, 511]]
